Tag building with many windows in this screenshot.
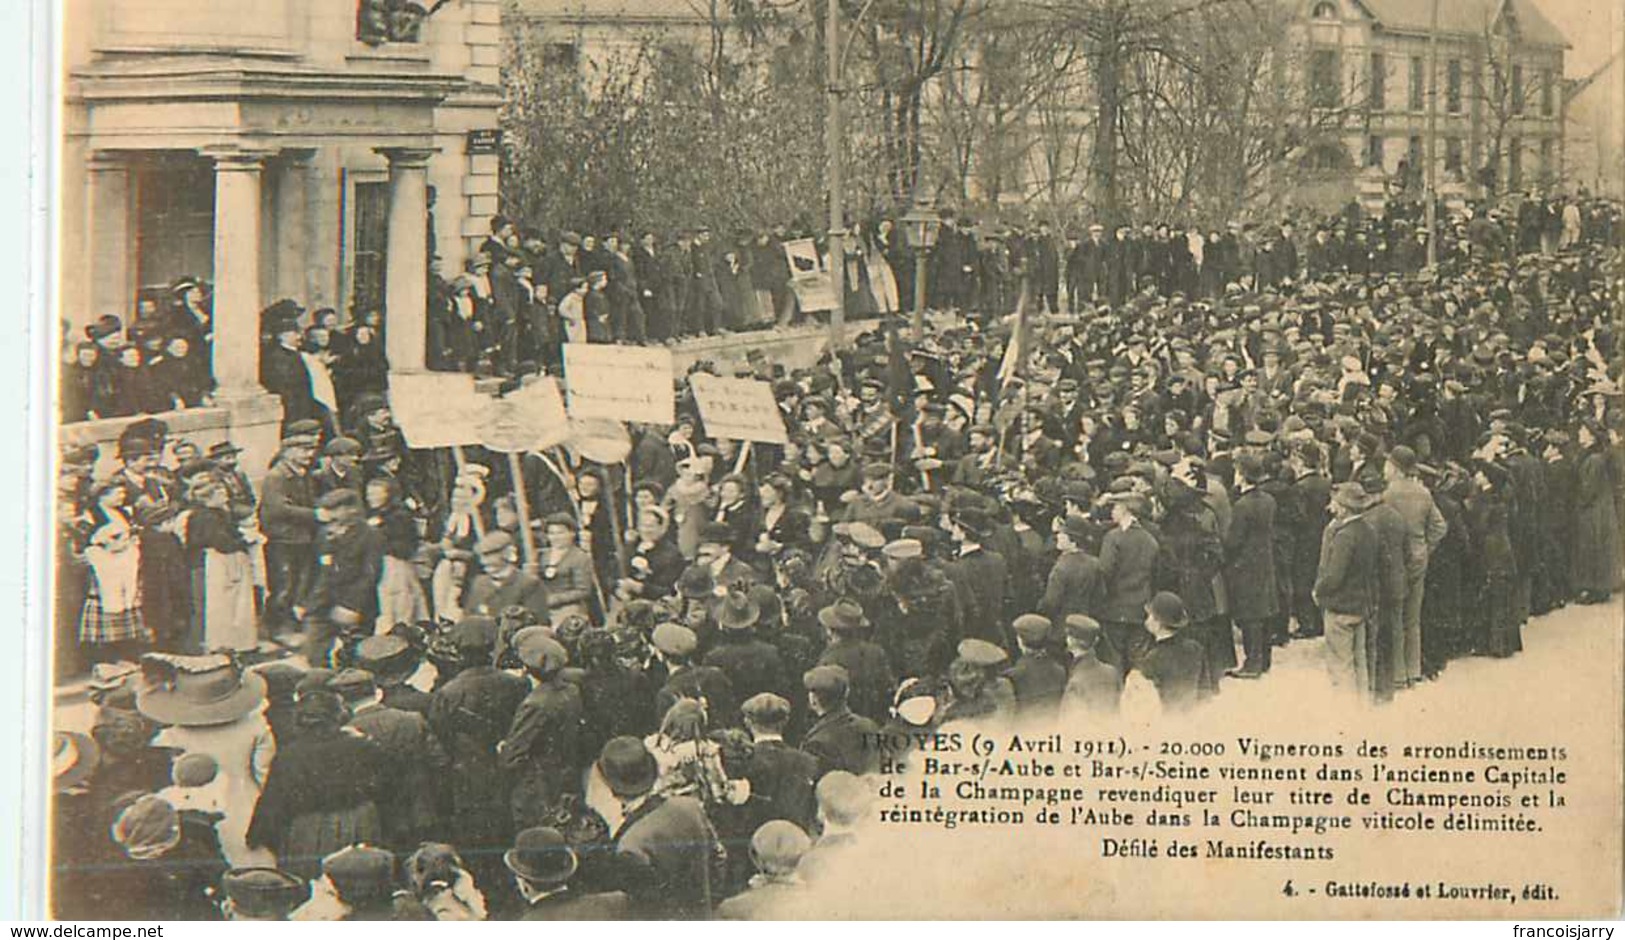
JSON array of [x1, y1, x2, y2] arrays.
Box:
[[1292, 0, 1568, 202], [60, 0, 503, 477]]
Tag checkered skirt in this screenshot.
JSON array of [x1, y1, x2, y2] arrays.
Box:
[[78, 585, 152, 646]]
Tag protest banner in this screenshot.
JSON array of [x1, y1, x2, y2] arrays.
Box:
[[563, 344, 675, 424], [477, 376, 570, 454], [784, 237, 838, 312], [388, 372, 483, 449], [689, 373, 789, 444]]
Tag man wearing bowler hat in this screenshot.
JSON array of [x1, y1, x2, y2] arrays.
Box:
[[498, 628, 583, 831], [597, 736, 725, 919], [504, 826, 629, 920], [798, 665, 879, 778], [942, 506, 1010, 648]]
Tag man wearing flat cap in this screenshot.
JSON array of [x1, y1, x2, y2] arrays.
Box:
[[427, 617, 530, 898], [653, 622, 738, 728], [465, 530, 551, 626], [799, 665, 879, 778], [1314, 483, 1381, 698], [1382, 444, 1448, 687], [1041, 513, 1104, 624], [1008, 614, 1068, 715], [1098, 491, 1159, 676], [260, 428, 319, 635], [314, 437, 365, 499], [718, 820, 814, 919], [843, 461, 913, 527], [1060, 615, 1122, 718], [498, 627, 583, 831], [740, 693, 819, 833], [333, 668, 445, 852], [596, 736, 725, 918], [305, 489, 385, 667], [217, 867, 309, 921]]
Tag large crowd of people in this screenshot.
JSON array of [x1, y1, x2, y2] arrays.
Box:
[[51, 190, 1625, 920]]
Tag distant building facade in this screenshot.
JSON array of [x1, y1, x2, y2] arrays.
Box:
[[1289, 0, 1567, 202]]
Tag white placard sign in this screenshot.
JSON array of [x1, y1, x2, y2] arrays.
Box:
[[690, 374, 789, 444], [563, 344, 676, 424]]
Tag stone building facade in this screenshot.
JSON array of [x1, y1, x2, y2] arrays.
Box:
[[60, 0, 503, 478]]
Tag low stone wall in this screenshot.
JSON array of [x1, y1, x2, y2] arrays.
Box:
[[59, 392, 284, 484]]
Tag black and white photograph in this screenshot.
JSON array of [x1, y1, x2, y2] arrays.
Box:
[[36, 0, 1625, 922]]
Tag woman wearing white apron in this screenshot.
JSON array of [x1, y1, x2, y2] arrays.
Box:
[[185, 477, 257, 653]]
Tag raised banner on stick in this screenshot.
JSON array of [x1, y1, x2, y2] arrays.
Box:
[[479, 377, 571, 453], [563, 344, 675, 424], [784, 237, 838, 313], [389, 372, 483, 449], [690, 374, 789, 444]]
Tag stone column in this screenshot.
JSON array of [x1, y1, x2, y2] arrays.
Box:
[[87, 153, 133, 322], [207, 149, 272, 394], [377, 147, 437, 374], [273, 148, 317, 308]]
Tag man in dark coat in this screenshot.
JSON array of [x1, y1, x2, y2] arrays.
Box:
[[652, 622, 737, 727], [1224, 453, 1279, 678], [798, 665, 879, 778], [260, 434, 319, 635], [1137, 592, 1212, 712], [1288, 444, 1332, 637], [333, 668, 446, 852], [427, 617, 530, 899], [498, 629, 583, 831], [1040, 515, 1104, 623], [598, 737, 725, 919], [1030, 221, 1061, 314], [943, 509, 1009, 648], [704, 592, 789, 704], [1097, 493, 1159, 675], [505, 826, 630, 921], [259, 304, 324, 430], [1314, 483, 1380, 698], [741, 692, 819, 833], [464, 531, 551, 625], [1007, 615, 1068, 715], [305, 489, 385, 667], [814, 600, 896, 723]]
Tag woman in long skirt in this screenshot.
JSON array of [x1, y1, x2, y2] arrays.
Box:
[[1466, 462, 1521, 657], [186, 476, 257, 653], [80, 518, 153, 665], [247, 692, 384, 880], [1572, 422, 1621, 604]]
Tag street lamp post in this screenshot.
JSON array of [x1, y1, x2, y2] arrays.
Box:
[[900, 201, 941, 341]]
